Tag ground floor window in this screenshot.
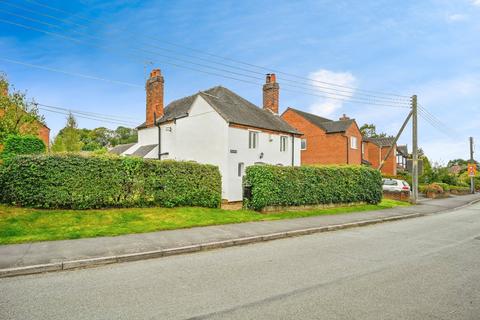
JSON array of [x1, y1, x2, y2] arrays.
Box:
[[301, 138, 307, 150], [238, 162, 245, 177]]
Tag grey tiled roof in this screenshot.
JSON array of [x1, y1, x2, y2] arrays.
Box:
[[397, 145, 408, 156], [286, 108, 354, 133], [109, 143, 135, 155], [130, 144, 157, 157], [138, 86, 299, 134], [364, 137, 396, 147]]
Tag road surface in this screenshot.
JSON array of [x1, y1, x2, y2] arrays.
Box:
[[1, 203, 480, 319]]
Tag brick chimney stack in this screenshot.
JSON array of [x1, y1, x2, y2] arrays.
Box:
[[339, 114, 350, 121], [145, 69, 164, 127], [263, 73, 279, 114]]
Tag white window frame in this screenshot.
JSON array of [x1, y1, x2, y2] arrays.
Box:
[[238, 162, 245, 177], [248, 131, 259, 149], [361, 142, 365, 154], [280, 136, 288, 152], [350, 136, 358, 150], [301, 138, 307, 150]]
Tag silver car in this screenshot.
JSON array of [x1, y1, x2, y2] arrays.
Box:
[[382, 178, 411, 193]]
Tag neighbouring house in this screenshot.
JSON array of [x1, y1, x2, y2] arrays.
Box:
[[281, 108, 363, 165], [363, 137, 397, 176], [396, 145, 409, 172], [110, 70, 302, 202], [0, 84, 50, 147]]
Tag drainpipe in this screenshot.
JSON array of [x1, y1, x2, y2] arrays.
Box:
[[291, 134, 295, 166], [154, 112, 162, 160]]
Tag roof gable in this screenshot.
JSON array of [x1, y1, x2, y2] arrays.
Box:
[[139, 86, 299, 134]]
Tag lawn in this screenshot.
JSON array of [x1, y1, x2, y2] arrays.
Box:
[[0, 199, 409, 245]]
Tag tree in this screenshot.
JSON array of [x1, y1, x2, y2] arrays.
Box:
[[0, 73, 45, 143], [359, 123, 387, 138], [51, 113, 83, 152]]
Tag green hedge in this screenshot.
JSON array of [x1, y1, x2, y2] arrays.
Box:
[[0, 134, 45, 162], [244, 165, 382, 210], [0, 154, 221, 209]]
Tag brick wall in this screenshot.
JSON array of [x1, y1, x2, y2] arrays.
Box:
[[365, 142, 396, 175], [282, 109, 363, 165]]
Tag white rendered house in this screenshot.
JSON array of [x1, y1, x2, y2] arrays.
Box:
[[110, 70, 301, 201]]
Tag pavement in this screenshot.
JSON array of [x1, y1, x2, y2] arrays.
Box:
[[1, 194, 479, 277], [1, 199, 480, 319]]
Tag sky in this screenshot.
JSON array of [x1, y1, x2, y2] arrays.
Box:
[[0, 0, 479, 164]]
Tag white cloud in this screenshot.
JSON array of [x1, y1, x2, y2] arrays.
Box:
[[307, 69, 356, 117], [446, 13, 467, 22], [472, 0, 480, 6]]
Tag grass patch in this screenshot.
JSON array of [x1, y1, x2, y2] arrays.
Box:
[[0, 199, 409, 245]]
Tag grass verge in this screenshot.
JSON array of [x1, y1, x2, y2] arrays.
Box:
[[0, 199, 409, 245]]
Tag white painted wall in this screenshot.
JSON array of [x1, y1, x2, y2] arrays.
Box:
[[124, 95, 302, 202], [159, 96, 230, 199], [227, 126, 301, 201]]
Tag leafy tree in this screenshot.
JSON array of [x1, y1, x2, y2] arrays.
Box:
[[51, 113, 83, 152], [359, 123, 387, 138], [113, 126, 137, 146], [0, 73, 45, 143]]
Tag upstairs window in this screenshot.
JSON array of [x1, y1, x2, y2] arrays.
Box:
[[280, 136, 288, 152], [249, 131, 259, 149], [350, 136, 358, 149], [301, 139, 307, 150]]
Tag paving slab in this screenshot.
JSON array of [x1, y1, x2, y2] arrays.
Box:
[[0, 194, 479, 275]]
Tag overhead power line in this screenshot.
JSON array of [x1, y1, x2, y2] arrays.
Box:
[[0, 7, 409, 104], [0, 17, 411, 109], [35, 102, 141, 124], [0, 57, 143, 88], [2, 0, 411, 101]]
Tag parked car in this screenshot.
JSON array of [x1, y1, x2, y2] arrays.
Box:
[[382, 178, 411, 193]]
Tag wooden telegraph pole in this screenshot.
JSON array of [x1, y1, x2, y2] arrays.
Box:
[[411, 95, 418, 204]]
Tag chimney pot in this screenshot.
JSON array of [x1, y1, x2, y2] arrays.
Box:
[[339, 114, 350, 120]]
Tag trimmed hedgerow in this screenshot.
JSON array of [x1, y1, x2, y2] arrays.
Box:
[[243, 165, 382, 211], [0, 134, 45, 162], [0, 154, 221, 209]]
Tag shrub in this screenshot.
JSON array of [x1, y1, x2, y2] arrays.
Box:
[[243, 165, 382, 211], [0, 154, 221, 209], [0, 134, 45, 162], [422, 183, 444, 194], [434, 182, 450, 192]]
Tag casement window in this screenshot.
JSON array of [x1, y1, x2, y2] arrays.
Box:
[[350, 136, 358, 149], [238, 162, 245, 177], [301, 139, 307, 150], [248, 131, 259, 149], [280, 136, 288, 152]]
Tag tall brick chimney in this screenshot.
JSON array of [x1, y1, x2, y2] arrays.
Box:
[[339, 114, 350, 121], [145, 69, 164, 127], [263, 73, 279, 114]]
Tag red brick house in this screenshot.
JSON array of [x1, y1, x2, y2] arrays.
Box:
[[0, 84, 50, 147], [281, 108, 363, 165], [363, 137, 397, 176]]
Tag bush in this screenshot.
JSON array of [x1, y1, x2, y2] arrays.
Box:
[[244, 165, 382, 210], [0, 134, 45, 162], [0, 154, 221, 209], [422, 183, 444, 194], [434, 182, 450, 192]]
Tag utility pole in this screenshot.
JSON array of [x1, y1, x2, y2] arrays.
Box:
[[411, 95, 418, 204], [470, 137, 475, 194]]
